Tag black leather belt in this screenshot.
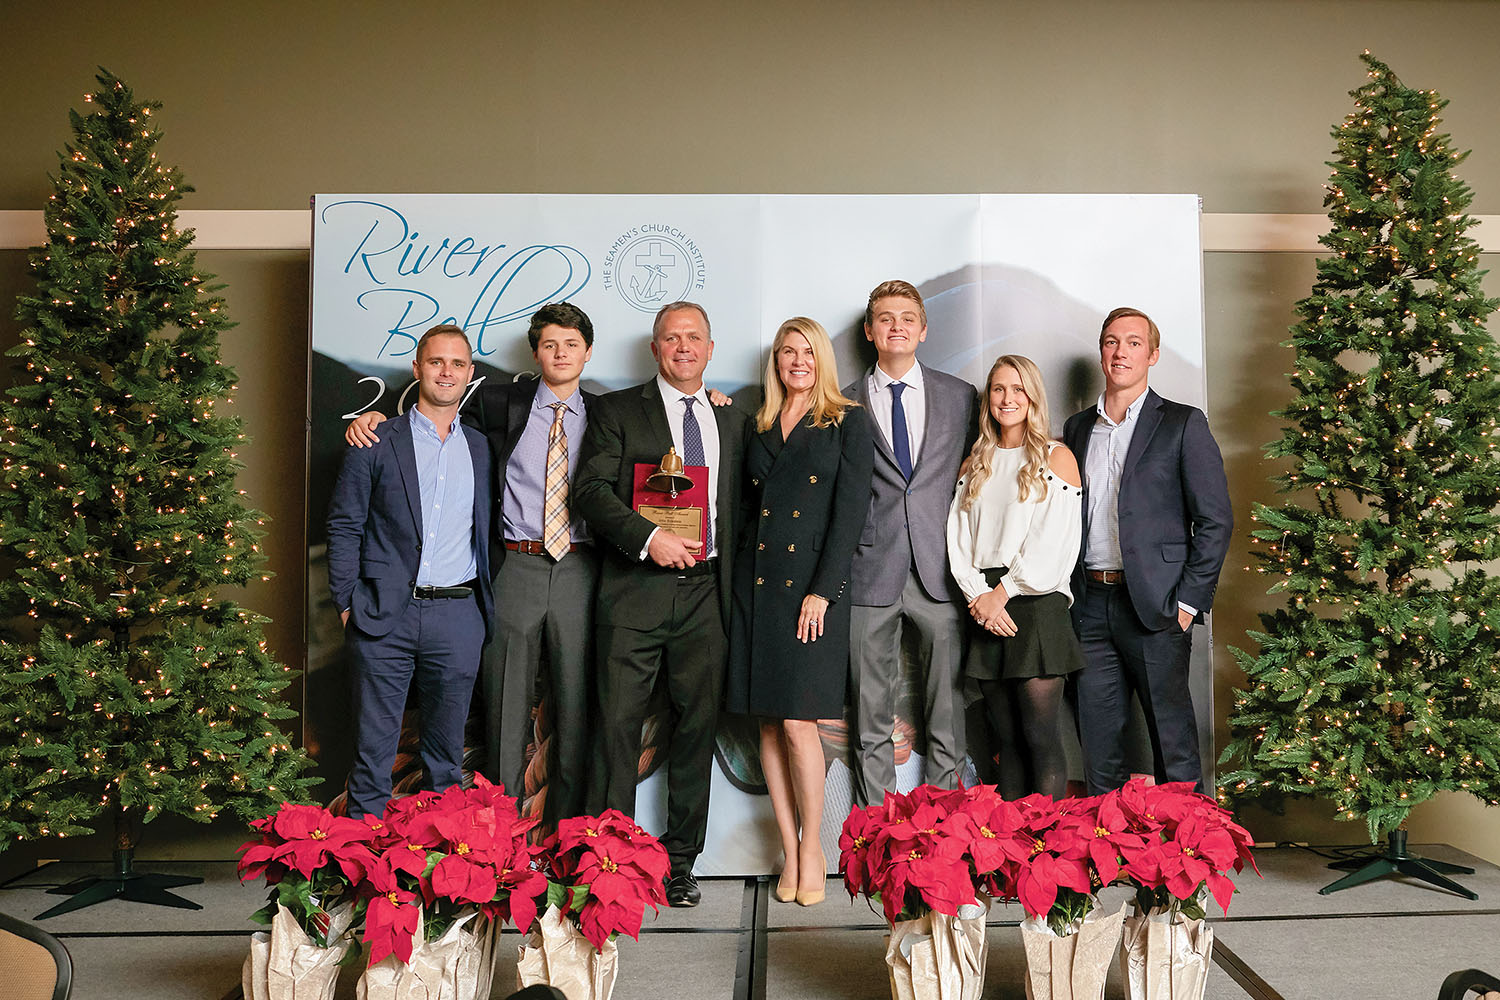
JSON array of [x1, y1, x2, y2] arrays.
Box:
[[413, 579, 478, 599], [677, 558, 717, 579]]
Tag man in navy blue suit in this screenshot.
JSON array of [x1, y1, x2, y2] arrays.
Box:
[[327, 324, 494, 819], [1063, 307, 1232, 794]]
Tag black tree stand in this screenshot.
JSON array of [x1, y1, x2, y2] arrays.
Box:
[[1319, 828, 1477, 900], [35, 809, 202, 920]]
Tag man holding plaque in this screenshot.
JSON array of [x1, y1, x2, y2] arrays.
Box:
[[574, 301, 748, 908]]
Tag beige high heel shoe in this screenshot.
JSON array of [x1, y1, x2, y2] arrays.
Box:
[[795, 855, 826, 906], [774, 867, 797, 903]]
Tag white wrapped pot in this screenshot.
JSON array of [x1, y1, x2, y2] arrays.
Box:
[[242, 901, 355, 1000], [516, 904, 619, 1000], [356, 909, 500, 1000], [884, 897, 991, 1000], [1020, 900, 1127, 1000], [1119, 903, 1213, 1000]]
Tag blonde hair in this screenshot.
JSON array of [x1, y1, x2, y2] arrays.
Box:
[[959, 355, 1054, 510], [755, 317, 858, 432]]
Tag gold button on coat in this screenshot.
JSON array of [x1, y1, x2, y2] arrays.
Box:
[[787, 544, 796, 552], [809, 475, 818, 484]]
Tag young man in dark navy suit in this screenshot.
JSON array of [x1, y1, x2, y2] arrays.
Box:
[[328, 324, 493, 819], [1063, 307, 1232, 794]]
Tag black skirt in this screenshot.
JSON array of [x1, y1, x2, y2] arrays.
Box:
[[966, 569, 1085, 682]]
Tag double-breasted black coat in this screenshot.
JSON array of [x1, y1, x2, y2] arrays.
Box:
[[726, 406, 874, 720]]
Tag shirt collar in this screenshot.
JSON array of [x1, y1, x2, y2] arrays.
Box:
[[874, 361, 923, 393], [409, 404, 459, 438], [1093, 389, 1148, 428], [656, 375, 709, 409], [535, 381, 583, 414]]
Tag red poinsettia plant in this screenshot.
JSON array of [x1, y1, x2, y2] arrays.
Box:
[[357, 777, 548, 965], [1108, 778, 1259, 920], [533, 809, 670, 951], [839, 780, 1258, 935], [839, 784, 1017, 925], [237, 802, 380, 948]]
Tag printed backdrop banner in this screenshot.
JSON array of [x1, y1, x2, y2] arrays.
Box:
[[307, 193, 1209, 875]]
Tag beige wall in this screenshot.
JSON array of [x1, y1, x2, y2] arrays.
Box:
[[2, 0, 1498, 868]]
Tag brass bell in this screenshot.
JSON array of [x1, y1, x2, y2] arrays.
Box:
[[646, 447, 695, 496]]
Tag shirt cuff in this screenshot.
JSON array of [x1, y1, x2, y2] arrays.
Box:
[[638, 527, 659, 562], [1178, 601, 1199, 618]]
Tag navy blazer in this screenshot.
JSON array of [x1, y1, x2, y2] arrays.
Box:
[[326, 409, 494, 640], [1063, 388, 1232, 632], [463, 375, 598, 569]]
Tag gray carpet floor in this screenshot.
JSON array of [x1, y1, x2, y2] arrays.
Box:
[[1, 844, 1495, 999]]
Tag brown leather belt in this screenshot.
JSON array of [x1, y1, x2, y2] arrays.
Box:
[[1086, 569, 1125, 585], [505, 539, 580, 556]]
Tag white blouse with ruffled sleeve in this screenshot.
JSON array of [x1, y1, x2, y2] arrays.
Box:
[[945, 442, 1083, 606]]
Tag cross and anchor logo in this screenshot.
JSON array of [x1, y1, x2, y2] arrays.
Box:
[[605, 227, 705, 313]]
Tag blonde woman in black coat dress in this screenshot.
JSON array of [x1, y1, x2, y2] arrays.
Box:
[[726, 317, 874, 906]]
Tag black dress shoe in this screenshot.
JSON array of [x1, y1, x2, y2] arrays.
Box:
[[665, 872, 701, 907]]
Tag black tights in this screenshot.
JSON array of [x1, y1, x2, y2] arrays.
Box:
[[979, 675, 1068, 800]]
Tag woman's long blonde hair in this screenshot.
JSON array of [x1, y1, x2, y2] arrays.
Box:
[[755, 317, 858, 432], [959, 354, 1054, 510]]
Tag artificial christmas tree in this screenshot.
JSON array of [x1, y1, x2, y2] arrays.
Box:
[[0, 70, 313, 917], [1221, 52, 1500, 898]]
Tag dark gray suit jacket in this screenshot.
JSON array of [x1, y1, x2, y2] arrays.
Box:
[[1063, 388, 1232, 632], [844, 363, 980, 606]]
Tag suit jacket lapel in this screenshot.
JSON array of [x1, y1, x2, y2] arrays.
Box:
[[505, 380, 534, 455], [391, 416, 423, 536], [910, 362, 938, 478], [640, 379, 675, 456], [1121, 389, 1165, 487], [856, 367, 900, 470]]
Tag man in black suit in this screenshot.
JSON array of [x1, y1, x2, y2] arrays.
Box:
[[574, 301, 748, 907], [1063, 307, 1233, 794], [347, 303, 599, 824]]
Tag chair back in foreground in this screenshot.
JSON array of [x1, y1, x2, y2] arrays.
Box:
[[1438, 968, 1500, 1000], [0, 908, 73, 1000]]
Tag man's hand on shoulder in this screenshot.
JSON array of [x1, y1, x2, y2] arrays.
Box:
[[648, 530, 702, 570], [346, 411, 387, 448], [708, 388, 733, 408]]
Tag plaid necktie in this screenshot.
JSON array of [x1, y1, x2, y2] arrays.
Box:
[[542, 401, 570, 560], [681, 396, 711, 555]]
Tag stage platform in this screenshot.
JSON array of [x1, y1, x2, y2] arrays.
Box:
[[1, 843, 1496, 999]]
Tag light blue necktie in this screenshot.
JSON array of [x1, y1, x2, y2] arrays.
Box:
[[681, 396, 711, 555], [890, 382, 913, 481]]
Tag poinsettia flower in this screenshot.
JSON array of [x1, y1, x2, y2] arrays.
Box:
[[430, 853, 499, 906], [1015, 849, 1092, 919], [838, 805, 885, 896], [362, 856, 421, 965], [383, 790, 445, 847], [236, 803, 378, 883], [536, 811, 671, 951]]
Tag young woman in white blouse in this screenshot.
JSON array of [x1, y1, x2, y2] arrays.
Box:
[[946, 354, 1085, 799]]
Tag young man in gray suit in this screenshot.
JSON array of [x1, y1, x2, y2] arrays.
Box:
[[845, 280, 980, 805], [1063, 307, 1233, 794]]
